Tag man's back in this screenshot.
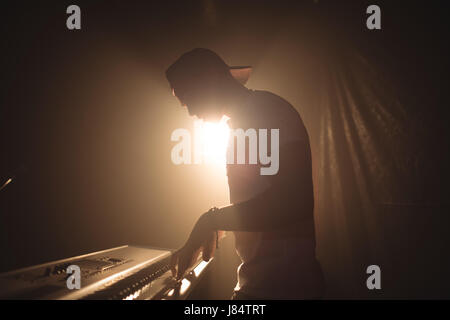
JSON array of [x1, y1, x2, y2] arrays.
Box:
[[226, 90, 324, 299]]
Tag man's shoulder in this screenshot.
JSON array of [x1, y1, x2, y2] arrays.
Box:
[[250, 90, 308, 143], [252, 90, 293, 109]]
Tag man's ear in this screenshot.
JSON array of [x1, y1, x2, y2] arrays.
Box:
[[230, 66, 252, 85]]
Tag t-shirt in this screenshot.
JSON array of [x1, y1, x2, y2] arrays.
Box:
[[225, 89, 324, 299]]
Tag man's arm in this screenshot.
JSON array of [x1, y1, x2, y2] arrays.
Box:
[[180, 139, 314, 252], [210, 139, 314, 232]]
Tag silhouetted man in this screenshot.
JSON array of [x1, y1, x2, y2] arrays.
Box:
[[167, 48, 324, 299]]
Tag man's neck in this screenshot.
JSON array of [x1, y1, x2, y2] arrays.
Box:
[[223, 85, 253, 128]]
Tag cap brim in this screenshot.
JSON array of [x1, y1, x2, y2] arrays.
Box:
[[229, 66, 252, 85]]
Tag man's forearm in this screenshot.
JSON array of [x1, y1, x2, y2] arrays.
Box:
[[207, 187, 313, 232]]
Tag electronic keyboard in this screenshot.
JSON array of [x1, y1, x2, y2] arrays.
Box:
[[0, 245, 212, 300]]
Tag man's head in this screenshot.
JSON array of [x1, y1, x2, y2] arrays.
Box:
[[166, 48, 250, 121]]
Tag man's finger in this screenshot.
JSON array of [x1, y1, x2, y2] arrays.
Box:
[[191, 247, 202, 267], [176, 251, 189, 280], [202, 232, 216, 262], [170, 251, 178, 278]]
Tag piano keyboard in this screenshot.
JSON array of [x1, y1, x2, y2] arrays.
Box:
[[0, 245, 212, 300]]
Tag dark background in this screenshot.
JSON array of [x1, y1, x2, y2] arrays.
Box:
[[0, 0, 449, 299]]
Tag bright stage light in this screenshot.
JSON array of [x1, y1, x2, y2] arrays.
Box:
[[194, 116, 230, 165]]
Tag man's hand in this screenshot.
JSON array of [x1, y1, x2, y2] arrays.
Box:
[[169, 212, 219, 280], [170, 231, 215, 280], [170, 244, 202, 280], [202, 230, 225, 261]]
